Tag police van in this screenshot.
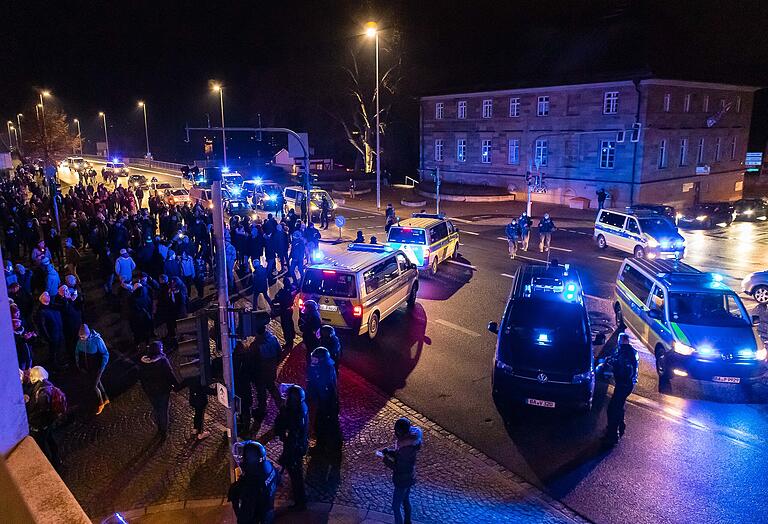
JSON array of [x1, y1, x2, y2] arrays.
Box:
[[594, 208, 685, 259], [299, 244, 419, 339], [283, 186, 337, 222], [614, 258, 767, 388], [488, 263, 603, 411], [386, 213, 460, 275]]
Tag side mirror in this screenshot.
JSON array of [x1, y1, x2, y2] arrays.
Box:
[[593, 333, 606, 345], [753, 315, 761, 326], [487, 321, 499, 335], [648, 309, 662, 320]]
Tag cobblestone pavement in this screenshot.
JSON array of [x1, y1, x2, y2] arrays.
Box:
[[52, 259, 586, 523]]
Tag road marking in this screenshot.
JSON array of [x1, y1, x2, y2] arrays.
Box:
[[550, 246, 572, 252], [563, 229, 591, 236], [515, 254, 545, 264], [497, 236, 508, 241], [435, 318, 481, 337], [598, 255, 624, 263], [447, 260, 477, 270], [501, 273, 516, 279], [461, 230, 480, 236], [449, 217, 474, 224]]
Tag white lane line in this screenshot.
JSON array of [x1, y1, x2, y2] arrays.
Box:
[[435, 318, 481, 337], [447, 260, 477, 270], [461, 230, 480, 236], [550, 246, 573, 252], [564, 229, 590, 236], [598, 255, 624, 263], [459, 243, 465, 246], [497, 236, 508, 241], [449, 217, 474, 224], [501, 273, 516, 279], [515, 254, 545, 264]]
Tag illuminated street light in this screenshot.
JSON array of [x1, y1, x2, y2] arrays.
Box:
[[73, 118, 82, 155], [7, 121, 14, 149], [39, 90, 51, 160], [364, 21, 381, 209], [16, 113, 23, 145], [211, 83, 227, 167], [138, 101, 151, 158], [99, 112, 110, 159]]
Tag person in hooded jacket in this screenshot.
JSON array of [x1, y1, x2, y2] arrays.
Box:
[[299, 300, 322, 359], [382, 417, 423, 524], [53, 284, 82, 365], [307, 347, 342, 457], [75, 323, 110, 414], [228, 441, 280, 524], [186, 377, 215, 441], [274, 385, 309, 510], [13, 318, 35, 370], [129, 282, 155, 348], [599, 332, 639, 445], [251, 322, 283, 420], [139, 341, 179, 441], [36, 292, 65, 370], [319, 325, 342, 375], [25, 366, 62, 469], [273, 277, 296, 351]]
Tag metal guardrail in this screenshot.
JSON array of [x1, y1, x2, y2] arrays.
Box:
[[124, 157, 187, 172], [404, 175, 419, 187]]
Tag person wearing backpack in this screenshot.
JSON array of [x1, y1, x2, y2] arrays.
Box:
[[75, 324, 111, 415], [601, 332, 639, 446], [25, 366, 65, 469], [228, 441, 281, 524]]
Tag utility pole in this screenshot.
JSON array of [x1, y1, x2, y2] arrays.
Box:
[[210, 170, 238, 480], [435, 166, 441, 215]]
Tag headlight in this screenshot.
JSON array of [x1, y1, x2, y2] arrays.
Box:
[[696, 215, 708, 221], [743, 209, 754, 216], [572, 370, 593, 384], [310, 203, 318, 210], [263, 194, 272, 201], [757, 348, 767, 361], [674, 341, 695, 355], [647, 238, 659, 248], [333, 202, 338, 209], [675, 213, 683, 220]]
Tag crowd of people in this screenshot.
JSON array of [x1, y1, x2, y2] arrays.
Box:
[[2, 163, 423, 524]]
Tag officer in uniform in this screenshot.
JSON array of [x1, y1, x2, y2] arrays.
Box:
[[228, 441, 280, 524], [601, 332, 639, 445]]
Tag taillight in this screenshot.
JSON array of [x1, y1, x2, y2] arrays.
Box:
[[353, 305, 363, 317]]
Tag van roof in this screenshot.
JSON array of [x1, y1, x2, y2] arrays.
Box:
[[514, 264, 584, 303], [309, 244, 397, 272], [625, 258, 728, 293], [395, 217, 444, 229]]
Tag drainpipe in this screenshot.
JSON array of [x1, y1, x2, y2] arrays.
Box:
[[418, 102, 424, 181], [630, 79, 642, 205]]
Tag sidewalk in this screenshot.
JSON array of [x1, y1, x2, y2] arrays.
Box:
[[53, 256, 587, 524]]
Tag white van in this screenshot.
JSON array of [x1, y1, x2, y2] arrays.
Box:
[[594, 208, 685, 259]]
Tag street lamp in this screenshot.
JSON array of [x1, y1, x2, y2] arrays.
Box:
[[99, 112, 110, 159], [365, 21, 381, 209], [212, 83, 227, 168], [73, 119, 82, 155], [138, 101, 151, 159], [16, 113, 23, 146], [7, 121, 14, 149], [39, 91, 51, 160]]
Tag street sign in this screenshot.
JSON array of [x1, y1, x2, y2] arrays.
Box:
[[216, 382, 229, 408], [745, 152, 763, 167], [335, 215, 346, 228]]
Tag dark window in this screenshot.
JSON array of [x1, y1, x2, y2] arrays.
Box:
[[626, 219, 640, 234], [396, 253, 413, 272], [620, 265, 653, 303], [649, 286, 665, 314], [302, 269, 357, 298], [364, 257, 400, 294], [430, 223, 449, 242], [598, 211, 626, 228], [387, 227, 426, 244]]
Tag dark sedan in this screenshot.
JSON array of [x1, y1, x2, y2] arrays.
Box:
[[630, 204, 676, 220], [733, 198, 768, 222], [677, 202, 735, 229]]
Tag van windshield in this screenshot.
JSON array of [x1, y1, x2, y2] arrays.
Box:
[[302, 269, 357, 298], [638, 217, 677, 237], [388, 227, 426, 244], [499, 300, 590, 370], [668, 291, 749, 327]]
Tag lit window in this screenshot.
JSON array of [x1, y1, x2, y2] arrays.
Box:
[[663, 93, 671, 112], [714, 137, 721, 161], [658, 139, 668, 168], [482, 99, 493, 118], [507, 139, 520, 165], [537, 96, 549, 116], [435, 102, 444, 120], [599, 140, 616, 169], [696, 138, 705, 164], [679, 138, 689, 166], [434, 139, 443, 161], [457, 139, 466, 162], [481, 139, 492, 163], [603, 91, 618, 114], [703, 95, 710, 112], [535, 139, 548, 166], [457, 101, 466, 119], [684, 94, 691, 113], [730, 136, 737, 160], [509, 97, 520, 117]]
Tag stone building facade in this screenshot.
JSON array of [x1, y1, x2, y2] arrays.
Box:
[[419, 79, 758, 208]]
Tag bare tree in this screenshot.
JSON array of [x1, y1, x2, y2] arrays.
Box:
[[22, 107, 77, 160]]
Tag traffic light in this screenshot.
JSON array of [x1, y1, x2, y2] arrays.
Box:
[[238, 310, 271, 338], [177, 311, 217, 385], [203, 166, 222, 185]]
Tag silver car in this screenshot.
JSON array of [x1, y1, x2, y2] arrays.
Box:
[[742, 270, 768, 303]]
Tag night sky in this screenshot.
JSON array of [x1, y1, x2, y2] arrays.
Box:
[[3, 0, 768, 164]]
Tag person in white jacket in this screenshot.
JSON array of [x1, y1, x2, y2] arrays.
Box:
[[114, 248, 136, 285]]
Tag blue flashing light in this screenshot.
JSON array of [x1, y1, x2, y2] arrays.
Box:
[[698, 345, 715, 357], [112, 157, 120, 163], [263, 194, 274, 201], [255, 177, 263, 186], [711, 273, 723, 283], [537, 333, 550, 344], [221, 166, 230, 174], [566, 283, 577, 292], [231, 187, 242, 196], [564, 293, 575, 301], [738, 348, 755, 359], [311, 250, 324, 263]]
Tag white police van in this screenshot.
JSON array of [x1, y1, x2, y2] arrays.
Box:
[[594, 208, 684, 259]]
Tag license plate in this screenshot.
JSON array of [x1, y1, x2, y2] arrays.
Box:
[[526, 398, 556, 408], [712, 376, 740, 384], [319, 304, 338, 312]]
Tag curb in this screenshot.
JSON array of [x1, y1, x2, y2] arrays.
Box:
[[415, 189, 516, 203], [401, 199, 427, 208]]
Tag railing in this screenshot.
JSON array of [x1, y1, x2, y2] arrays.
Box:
[[124, 157, 187, 172], [404, 175, 420, 187]]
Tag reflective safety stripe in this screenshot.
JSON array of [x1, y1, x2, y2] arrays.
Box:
[[595, 223, 645, 243]]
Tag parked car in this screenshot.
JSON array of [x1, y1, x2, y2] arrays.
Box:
[[629, 204, 677, 220], [164, 188, 191, 206], [742, 269, 768, 303], [128, 174, 149, 189], [676, 202, 735, 229], [102, 161, 129, 177], [188, 185, 213, 208], [152, 182, 173, 192], [733, 198, 768, 222]]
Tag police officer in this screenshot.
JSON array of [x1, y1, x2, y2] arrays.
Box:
[[518, 212, 533, 251], [538, 213, 556, 252], [320, 196, 331, 230], [228, 441, 280, 524], [601, 332, 639, 445], [505, 219, 520, 259]]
